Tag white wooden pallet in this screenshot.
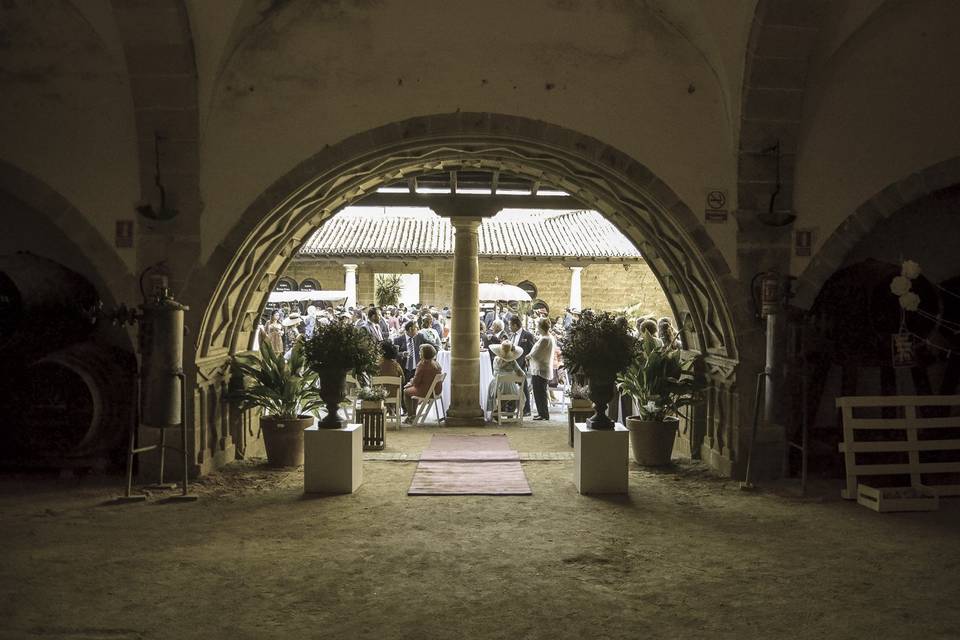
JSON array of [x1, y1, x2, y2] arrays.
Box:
[[836, 395, 960, 500]]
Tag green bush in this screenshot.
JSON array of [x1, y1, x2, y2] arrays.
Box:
[[304, 321, 380, 379], [559, 311, 639, 380]]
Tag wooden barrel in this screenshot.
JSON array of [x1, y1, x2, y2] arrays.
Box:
[[0, 342, 135, 469], [0, 252, 101, 364]]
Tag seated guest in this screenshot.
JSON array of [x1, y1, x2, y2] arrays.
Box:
[[403, 343, 442, 423], [485, 341, 526, 417], [378, 340, 405, 414]]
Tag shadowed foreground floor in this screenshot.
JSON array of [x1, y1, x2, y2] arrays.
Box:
[[1, 422, 958, 640]]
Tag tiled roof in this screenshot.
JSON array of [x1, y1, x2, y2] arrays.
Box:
[[298, 210, 642, 259]]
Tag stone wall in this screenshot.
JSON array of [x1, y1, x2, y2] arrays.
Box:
[[284, 257, 672, 320]]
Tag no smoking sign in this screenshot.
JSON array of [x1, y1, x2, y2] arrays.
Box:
[[705, 188, 728, 223]]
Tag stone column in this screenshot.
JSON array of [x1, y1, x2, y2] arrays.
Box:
[[568, 266, 584, 310], [446, 217, 485, 425], [343, 264, 358, 308]]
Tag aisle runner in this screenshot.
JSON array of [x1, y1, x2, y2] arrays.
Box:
[[407, 434, 532, 496]]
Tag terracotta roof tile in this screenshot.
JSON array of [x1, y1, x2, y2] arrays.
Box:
[[299, 210, 642, 259]]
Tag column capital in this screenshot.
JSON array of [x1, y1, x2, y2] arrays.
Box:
[[343, 263, 358, 272], [563, 262, 588, 270], [449, 216, 482, 231]]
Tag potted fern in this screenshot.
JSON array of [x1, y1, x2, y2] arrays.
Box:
[[559, 311, 639, 429], [304, 321, 380, 428], [231, 340, 322, 467], [617, 334, 705, 465]]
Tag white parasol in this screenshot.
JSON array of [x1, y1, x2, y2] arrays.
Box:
[[268, 290, 348, 304], [478, 282, 531, 302]]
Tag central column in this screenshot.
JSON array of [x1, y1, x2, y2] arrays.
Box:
[[343, 263, 358, 308], [568, 265, 584, 310], [446, 216, 485, 425]]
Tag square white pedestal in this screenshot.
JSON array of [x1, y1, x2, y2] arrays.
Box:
[[574, 422, 629, 495], [304, 424, 363, 494]]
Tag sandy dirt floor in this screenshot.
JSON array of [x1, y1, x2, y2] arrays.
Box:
[[1, 420, 959, 640]]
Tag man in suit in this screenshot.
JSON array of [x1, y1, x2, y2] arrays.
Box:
[[395, 320, 425, 382], [360, 307, 385, 342], [509, 316, 535, 416]]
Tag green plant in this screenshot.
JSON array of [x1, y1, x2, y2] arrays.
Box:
[[559, 311, 639, 380], [304, 321, 380, 378], [231, 340, 323, 420], [617, 333, 705, 422], [375, 273, 403, 307]]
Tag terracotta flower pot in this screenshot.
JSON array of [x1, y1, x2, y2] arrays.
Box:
[[625, 416, 678, 466], [260, 415, 314, 467]]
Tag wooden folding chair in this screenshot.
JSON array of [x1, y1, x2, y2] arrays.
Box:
[[370, 375, 403, 430], [490, 372, 526, 425], [412, 372, 447, 426]]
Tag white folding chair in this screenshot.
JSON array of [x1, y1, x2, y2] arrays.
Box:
[[490, 372, 526, 425], [370, 375, 403, 430], [412, 372, 447, 426], [341, 374, 360, 422]]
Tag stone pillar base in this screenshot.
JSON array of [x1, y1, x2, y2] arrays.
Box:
[[444, 410, 486, 427], [574, 422, 629, 494], [304, 424, 363, 494]]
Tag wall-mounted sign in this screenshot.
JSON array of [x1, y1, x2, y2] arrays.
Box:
[[705, 188, 728, 223], [795, 228, 815, 257], [300, 278, 321, 292], [115, 220, 134, 248], [274, 276, 298, 292]]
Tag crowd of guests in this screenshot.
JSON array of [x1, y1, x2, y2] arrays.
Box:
[[257, 300, 680, 424]]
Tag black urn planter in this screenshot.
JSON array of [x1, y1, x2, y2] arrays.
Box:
[[585, 376, 616, 430], [318, 372, 348, 429]]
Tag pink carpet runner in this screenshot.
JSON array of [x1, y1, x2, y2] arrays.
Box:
[[407, 434, 532, 495]]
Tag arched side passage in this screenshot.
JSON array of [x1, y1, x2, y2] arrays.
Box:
[[188, 112, 744, 475], [0, 159, 134, 311], [793, 156, 960, 310]]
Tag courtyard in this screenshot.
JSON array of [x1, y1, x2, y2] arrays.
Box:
[[2, 422, 958, 640]]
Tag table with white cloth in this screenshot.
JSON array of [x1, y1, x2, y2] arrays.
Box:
[[436, 350, 494, 411]]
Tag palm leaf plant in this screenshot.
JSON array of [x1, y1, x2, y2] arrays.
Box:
[[230, 340, 322, 466], [232, 340, 323, 419], [375, 273, 403, 307]]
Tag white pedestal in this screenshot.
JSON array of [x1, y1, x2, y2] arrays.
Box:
[[304, 424, 363, 494], [574, 422, 629, 495]]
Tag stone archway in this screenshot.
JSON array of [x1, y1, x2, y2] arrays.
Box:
[[793, 156, 960, 309], [190, 112, 743, 475]]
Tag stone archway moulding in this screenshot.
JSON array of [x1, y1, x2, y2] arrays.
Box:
[[195, 113, 739, 369], [792, 156, 960, 310]]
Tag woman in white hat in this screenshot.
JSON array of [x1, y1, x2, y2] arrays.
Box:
[[485, 340, 526, 418], [281, 312, 303, 355]]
